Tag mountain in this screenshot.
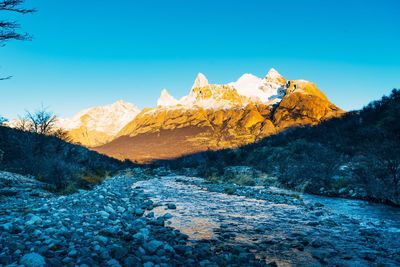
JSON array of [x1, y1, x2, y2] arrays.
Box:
[[57, 100, 140, 147], [161, 89, 400, 205], [95, 68, 344, 162]]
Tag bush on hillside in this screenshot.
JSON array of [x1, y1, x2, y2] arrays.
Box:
[[0, 125, 132, 192]]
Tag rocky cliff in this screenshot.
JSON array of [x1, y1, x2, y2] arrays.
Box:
[[95, 69, 344, 162], [57, 100, 140, 147]]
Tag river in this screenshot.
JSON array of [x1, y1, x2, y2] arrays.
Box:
[[133, 175, 400, 266]]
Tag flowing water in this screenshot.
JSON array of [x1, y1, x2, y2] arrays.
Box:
[[133, 176, 400, 266]]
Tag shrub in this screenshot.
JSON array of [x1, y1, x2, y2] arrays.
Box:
[[224, 186, 234, 195], [0, 125, 129, 192], [0, 148, 4, 164]]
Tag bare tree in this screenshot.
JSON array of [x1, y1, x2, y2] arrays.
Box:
[[14, 116, 31, 131], [23, 106, 58, 135], [52, 128, 72, 142], [1, 0, 35, 79], [0, 0, 35, 42]]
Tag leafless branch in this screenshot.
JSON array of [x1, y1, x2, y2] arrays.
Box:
[[0, 0, 35, 14]]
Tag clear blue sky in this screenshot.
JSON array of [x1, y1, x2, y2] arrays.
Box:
[[1, 0, 399, 118]]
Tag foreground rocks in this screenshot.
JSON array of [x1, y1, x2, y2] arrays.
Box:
[[0, 171, 269, 266]]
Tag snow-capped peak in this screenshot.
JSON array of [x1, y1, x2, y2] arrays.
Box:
[[229, 69, 287, 103], [57, 100, 140, 135], [264, 68, 286, 84], [110, 100, 138, 111], [191, 73, 209, 89], [157, 89, 179, 107]]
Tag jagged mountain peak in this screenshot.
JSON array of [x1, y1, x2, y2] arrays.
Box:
[[236, 73, 262, 83], [56, 100, 140, 147], [109, 99, 138, 110], [192, 73, 209, 89], [230, 70, 286, 104], [264, 68, 286, 85], [157, 89, 179, 107]]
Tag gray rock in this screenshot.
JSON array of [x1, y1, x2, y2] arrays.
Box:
[[96, 235, 109, 244], [134, 208, 145, 216], [167, 203, 176, 210], [163, 213, 173, 219], [68, 249, 78, 257], [145, 240, 164, 254], [314, 211, 324, 217], [163, 243, 175, 254], [25, 215, 42, 226], [110, 245, 128, 260], [255, 225, 266, 232], [107, 259, 121, 267], [117, 206, 126, 213], [124, 257, 140, 267], [143, 262, 154, 267], [105, 206, 116, 214], [0, 222, 13, 231], [106, 259, 122, 267], [98, 211, 110, 218], [133, 228, 150, 241], [20, 253, 46, 267], [338, 188, 347, 194]]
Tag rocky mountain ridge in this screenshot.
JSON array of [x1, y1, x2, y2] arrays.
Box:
[[95, 69, 344, 162], [5, 68, 344, 160]]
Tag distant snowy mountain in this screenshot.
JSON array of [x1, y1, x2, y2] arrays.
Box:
[[95, 68, 344, 162], [57, 100, 140, 147], [153, 68, 287, 111], [5, 67, 343, 160], [157, 89, 179, 107], [230, 68, 287, 104]]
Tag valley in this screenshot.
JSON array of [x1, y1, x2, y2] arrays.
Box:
[[1, 1, 398, 266]]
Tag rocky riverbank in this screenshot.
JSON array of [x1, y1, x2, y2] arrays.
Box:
[[1, 169, 400, 266], [0, 171, 268, 267], [135, 174, 400, 266]]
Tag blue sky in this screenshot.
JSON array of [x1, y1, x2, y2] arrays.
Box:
[[1, 0, 399, 118]]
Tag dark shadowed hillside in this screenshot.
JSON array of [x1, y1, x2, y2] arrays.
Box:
[[159, 89, 400, 205], [0, 126, 132, 192]]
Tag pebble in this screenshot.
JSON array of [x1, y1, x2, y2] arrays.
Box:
[[167, 203, 177, 210], [0, 171, 397, 267]]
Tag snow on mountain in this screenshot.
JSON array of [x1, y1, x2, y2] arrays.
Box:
[[191, 73, 209, 89], [151, 68, 288, 112], [230, 68, 287, 104], [157, 89, 179, 107], [264, 68, 286, 84], [57, 100, 140, 135]]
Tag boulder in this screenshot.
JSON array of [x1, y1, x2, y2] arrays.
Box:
[[20, 253, 46, 267]]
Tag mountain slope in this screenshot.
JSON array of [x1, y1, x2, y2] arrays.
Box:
[[95, 69, 344, 162], [0, 125, 128, 191], [57, 100, 140, 147]]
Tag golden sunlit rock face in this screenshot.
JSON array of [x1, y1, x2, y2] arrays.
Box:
[[94, 72, 345, 163], [58, 100, 140, 147]]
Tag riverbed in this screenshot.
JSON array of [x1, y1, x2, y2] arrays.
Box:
[[133, 175, 400, 266]]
